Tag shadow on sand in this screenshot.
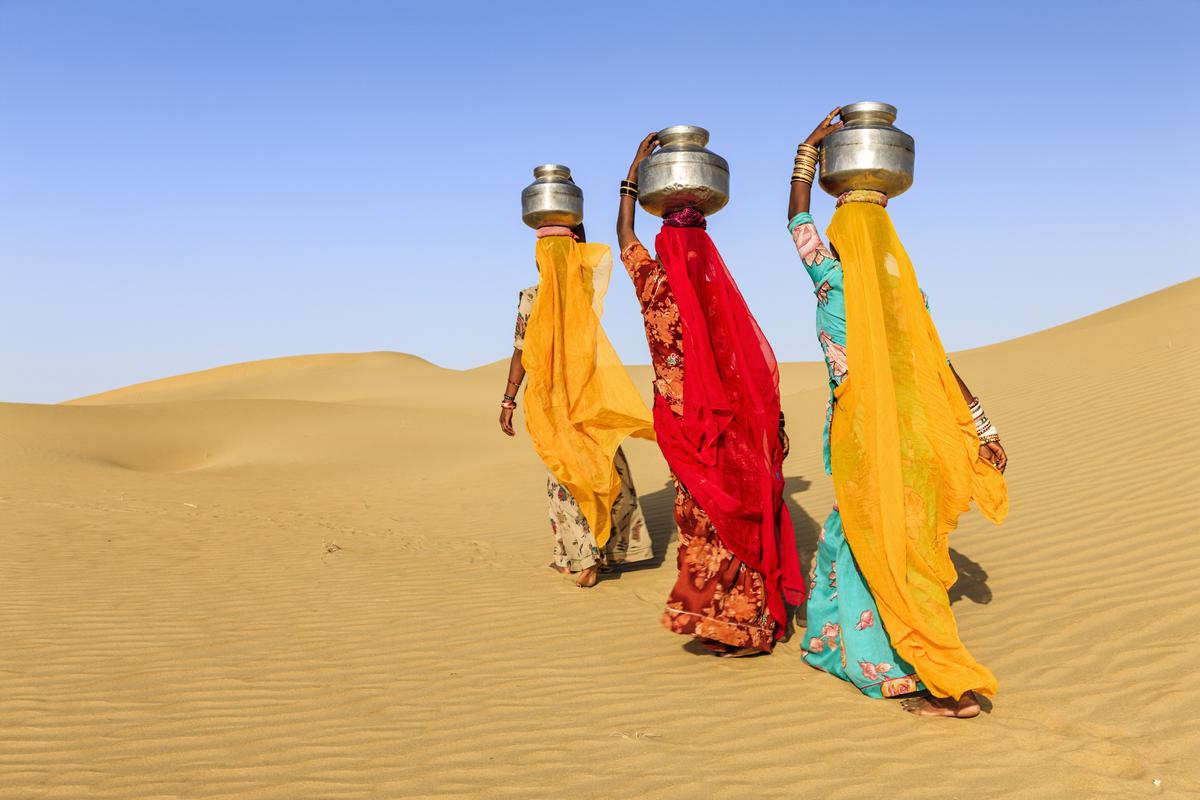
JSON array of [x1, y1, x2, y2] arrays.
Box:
[[948, 548, 993, 605]]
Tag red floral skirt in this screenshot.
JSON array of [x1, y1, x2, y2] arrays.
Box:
[[661, 480, 777, 653]]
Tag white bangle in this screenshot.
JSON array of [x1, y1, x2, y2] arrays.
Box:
[[968, 397, 999, 442]]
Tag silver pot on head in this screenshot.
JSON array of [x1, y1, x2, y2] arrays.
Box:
[[819, 102, 915, 198], [637, 125, 730, 217], [521, 164, 584, 229]]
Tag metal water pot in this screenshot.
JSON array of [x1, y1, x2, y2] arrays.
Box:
[[521, 164, 584, 229], [637, 125, 730, 217], [818, 102, 915, 198]]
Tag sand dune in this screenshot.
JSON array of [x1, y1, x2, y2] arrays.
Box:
[[1, 279, 1197, 798]]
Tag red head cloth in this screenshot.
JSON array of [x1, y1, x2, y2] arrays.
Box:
[[652, 224, 805, 635], [662, 207, 707, 229]]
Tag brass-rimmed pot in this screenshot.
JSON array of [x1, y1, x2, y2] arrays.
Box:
[[818, 102, 915, 198], [637, 125, 730, 217], [521, 164, 584, 228]]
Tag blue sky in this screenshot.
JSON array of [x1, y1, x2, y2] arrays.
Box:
[[1, 1, 1196, 402]]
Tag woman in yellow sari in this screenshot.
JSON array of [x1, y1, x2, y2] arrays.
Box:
[[499, 219, 657, 588], [787, 109, 1009, 717]]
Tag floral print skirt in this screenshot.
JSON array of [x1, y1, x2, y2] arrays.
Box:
[[549, 447, 652, 572], [661, 480, 776, 653], [803, 507, 924, 698]]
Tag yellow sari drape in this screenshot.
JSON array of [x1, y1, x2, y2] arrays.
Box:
[[522, 236, 656, 548], [827, 202, 1009, 699]]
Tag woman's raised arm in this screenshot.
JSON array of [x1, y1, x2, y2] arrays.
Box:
[[787, 107, 842, 221], [617, 132, 659, 251]]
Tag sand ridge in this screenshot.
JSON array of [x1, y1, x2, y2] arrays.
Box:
[[1, 279, 1197, 798]]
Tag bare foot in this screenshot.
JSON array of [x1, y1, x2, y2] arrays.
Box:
[[575, 565, 599, 588], [549, 564, 571, 575], [900, 691, 981, 719], [952, 691, 982, 718]]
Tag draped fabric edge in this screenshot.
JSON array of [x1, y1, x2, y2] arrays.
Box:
[[827, 202, 1009, 699], [650, 225, 805, 637], [521, 236, 656, 550]]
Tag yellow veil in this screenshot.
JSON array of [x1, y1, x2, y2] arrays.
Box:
[[827, 202, 1009, 699], [522, 236, 656, 548]]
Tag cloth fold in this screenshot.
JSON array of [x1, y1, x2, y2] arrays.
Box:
[[650, 224, 804, 636], [521, 237, 656, 548], [826, 201, 1008, 699]]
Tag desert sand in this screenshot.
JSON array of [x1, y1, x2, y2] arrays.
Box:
[[1, 278, 1197, 799]]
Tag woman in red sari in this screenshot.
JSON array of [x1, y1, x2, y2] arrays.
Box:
[[616, 133, 805, 656]]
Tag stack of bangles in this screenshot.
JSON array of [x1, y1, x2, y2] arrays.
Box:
[[501, 379, 519, 409], [792, 142, 819, 185], [968, 397, 1000, 445], [620, 179, 639, 199]]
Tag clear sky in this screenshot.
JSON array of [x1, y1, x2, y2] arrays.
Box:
[[2, 1, 1197, 403]]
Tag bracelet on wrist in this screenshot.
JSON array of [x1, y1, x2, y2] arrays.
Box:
[[792, 150, 818, 185], [968, 397, 1000, 441]]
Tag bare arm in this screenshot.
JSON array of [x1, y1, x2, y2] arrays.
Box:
[[498, 349, 525, 437], [787, 107, 842, 221], [617, 132, 660, 251], [786, 169, 813, 222], [949, 362, 974, 405], [949, 362, 1008, 473]]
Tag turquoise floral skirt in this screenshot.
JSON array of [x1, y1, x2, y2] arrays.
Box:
[[803, 508, 926, 699]]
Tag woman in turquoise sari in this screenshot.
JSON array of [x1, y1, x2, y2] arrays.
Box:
[[787, 109, 1009, 718]]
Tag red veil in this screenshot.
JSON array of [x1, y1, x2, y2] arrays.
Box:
[[653, 224, 805, 635]]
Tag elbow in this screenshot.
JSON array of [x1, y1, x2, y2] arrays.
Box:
[[615, 222, 633, 249]]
